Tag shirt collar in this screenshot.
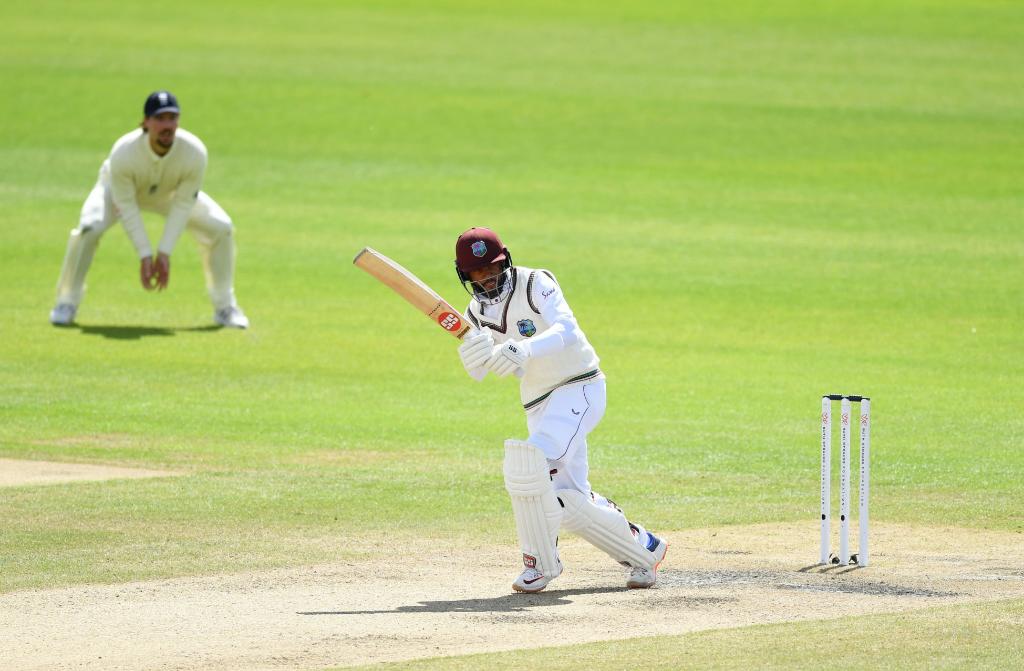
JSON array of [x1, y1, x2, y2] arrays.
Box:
[[143, 131, 176, 161]]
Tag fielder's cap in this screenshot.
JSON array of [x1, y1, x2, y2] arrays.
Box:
[[455, 227, 507, 272], [144, 90, 180, 117]]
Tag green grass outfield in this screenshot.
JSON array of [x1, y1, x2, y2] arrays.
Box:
[[1, 0, 1021, 667]]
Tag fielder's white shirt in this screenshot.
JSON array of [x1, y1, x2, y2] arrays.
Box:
[[466, 266, 602, 409], [99, 128, 207, 258]]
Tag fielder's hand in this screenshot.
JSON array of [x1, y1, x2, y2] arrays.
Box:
[[140, 256, 157, 291], [487, 340, 530, 377], [154, 252, 171, 291], [458, 329, 494, 371]]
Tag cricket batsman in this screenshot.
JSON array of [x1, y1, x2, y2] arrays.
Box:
[[454, 227, 668, 592]]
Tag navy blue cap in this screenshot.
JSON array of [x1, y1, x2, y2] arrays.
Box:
[[144, 90, 180, 117]]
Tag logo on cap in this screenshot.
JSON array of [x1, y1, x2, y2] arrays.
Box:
[[471, 241, 487, 257], [144, 90, 180, 117]]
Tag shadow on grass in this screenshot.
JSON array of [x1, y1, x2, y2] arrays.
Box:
[[72, 324, 223, 340], [297, 586, 629, 615]]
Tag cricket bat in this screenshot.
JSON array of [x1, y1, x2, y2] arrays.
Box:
[[353, 247, 472, 339]]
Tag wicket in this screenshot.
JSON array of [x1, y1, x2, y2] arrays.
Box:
[[819, 394, 871, 566]]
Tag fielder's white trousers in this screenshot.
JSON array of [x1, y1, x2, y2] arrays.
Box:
[[55, 182, 238, 310], [526, 379, 606, 495]]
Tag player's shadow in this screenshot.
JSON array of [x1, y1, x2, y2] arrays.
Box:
[[73, 324, 223, 340], [797, 562, 864, 575], [297, 586, 625, 616]]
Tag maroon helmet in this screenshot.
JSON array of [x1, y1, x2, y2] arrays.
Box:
[[455, 227, 514, 304]]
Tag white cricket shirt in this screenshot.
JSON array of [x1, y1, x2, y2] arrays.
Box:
[[466, 266, 602, 409], [98, 128, 207, 257]]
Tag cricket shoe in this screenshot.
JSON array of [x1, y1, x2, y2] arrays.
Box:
[[214, 305, 249, 329], [512, 560, 562, 593], [50, 303, 77, 326], [626, 532, 668, 589]]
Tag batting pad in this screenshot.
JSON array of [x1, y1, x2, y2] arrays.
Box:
[[557, 489, 654, 569], [503, 440, 563, 576]]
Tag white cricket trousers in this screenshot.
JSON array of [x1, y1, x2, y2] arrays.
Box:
[[526, 379, 606, 495], [525, 378, 659, 552], [55, 181, 238, 310]]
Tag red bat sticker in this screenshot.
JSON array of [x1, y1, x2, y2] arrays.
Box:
[[438, 312, 463, 332]]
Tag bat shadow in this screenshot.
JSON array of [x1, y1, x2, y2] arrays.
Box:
[[297, 585, 626, 616], [72, 324, 223, 340]]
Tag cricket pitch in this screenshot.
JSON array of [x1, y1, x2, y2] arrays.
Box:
[[1, 522, 1021, 669]]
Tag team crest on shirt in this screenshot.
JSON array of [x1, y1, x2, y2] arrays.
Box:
[[517, 319, 537, 337], [471, 241, 487, 257]]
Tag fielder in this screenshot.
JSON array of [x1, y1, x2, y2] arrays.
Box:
[[455, 227, 667, 592], [49, 90, 248, 328]]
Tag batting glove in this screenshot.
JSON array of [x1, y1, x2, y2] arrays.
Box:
[[487, 340, 530, 377], [458, 329, 494, 371]]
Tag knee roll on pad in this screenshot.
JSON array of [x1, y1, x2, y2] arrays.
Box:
[[556, 489, 654, 569], [503, 440, 563, 576]]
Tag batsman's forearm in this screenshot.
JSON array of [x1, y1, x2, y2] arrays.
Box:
[[526, 320, 579, 357]]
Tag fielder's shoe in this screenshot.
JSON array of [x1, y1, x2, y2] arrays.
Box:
[[626, 532, 668, 589], [49, 303, 77, 326], [214, 305, 249, 329]]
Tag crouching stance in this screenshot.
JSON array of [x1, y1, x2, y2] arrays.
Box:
[[50, 90, 248, 329], [455, 227, 668, 592]]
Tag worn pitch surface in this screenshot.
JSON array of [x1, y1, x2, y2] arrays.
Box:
[[2, 522, 1020, 670]]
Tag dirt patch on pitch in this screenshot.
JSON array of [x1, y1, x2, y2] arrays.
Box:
[[0, 458, 180, 487], [0, 522, 1021, 670]]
